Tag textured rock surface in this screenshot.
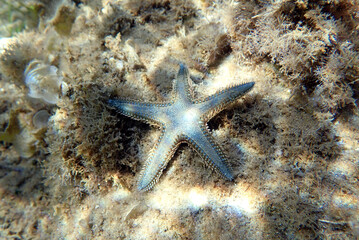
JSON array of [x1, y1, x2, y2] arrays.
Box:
[[0, 0, 358, 239]]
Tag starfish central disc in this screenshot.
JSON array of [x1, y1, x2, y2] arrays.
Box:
[[183, 108, 199, 123]]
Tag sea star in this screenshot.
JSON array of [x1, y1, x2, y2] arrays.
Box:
[[109, 64, 254, 191]]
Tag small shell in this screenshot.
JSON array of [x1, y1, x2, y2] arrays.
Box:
[[24, 59, 65, 104], [32, 110, 51, 129]]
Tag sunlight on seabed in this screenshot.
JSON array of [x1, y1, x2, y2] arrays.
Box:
[[148, 184, 261, 217]]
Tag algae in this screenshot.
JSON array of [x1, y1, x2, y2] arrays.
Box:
[[0, 110, 20, 142], [0, 0, 358, 239]]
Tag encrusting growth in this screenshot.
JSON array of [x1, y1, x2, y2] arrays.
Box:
[[109, 64, 254, 191]]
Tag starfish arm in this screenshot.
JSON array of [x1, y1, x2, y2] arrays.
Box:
[[185, 127, 234, 181], [138, 128, 181, 191], [108, 99, 168, 125], [198, 82, 255, 120], [172, 64, 193, 102]]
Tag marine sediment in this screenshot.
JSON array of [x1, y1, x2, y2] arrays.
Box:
[[0, 0, 358, 239]]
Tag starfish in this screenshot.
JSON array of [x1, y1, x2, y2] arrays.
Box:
[[109, 64, 254, 191]]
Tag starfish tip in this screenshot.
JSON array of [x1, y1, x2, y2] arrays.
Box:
[[245, 82, 255, 91], [108, 99, 116, 106], [178, 63, 188, 74]]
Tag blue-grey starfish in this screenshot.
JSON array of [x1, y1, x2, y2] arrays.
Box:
[[109, 64, 254, 191]]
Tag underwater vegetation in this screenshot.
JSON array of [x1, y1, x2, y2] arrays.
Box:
[[0, 0, 42, 37], [0, 0, 358, 239]]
